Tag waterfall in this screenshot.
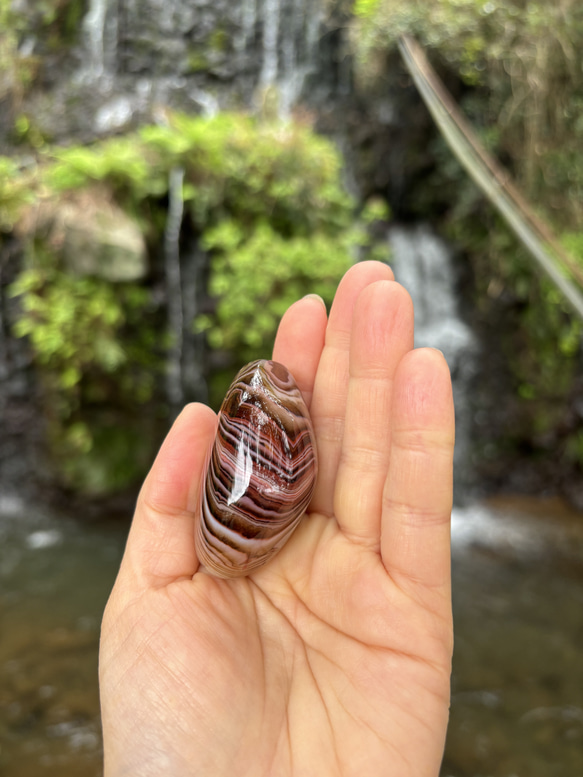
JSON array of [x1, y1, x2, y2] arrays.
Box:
[[190, 89, 219, 118], [77, 0, 118, 87], [236, 0, 258, 54], [279, 0, 323, 116], [389, 224, 477, 497], [260, 0, 281, 87], [164, 167, 185, 416], [163, 168, 209, 412], [256, 0, 324, 116], [181, 239, 208, 406], [83, 0, 108, 82], [69, 0, 342, 130]]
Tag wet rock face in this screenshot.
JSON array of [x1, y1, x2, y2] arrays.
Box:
[[10, 0, 352, 142], [0, 240, 45, 501]]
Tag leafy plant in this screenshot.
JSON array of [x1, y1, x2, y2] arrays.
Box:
[[39, 113, 366, 363], [352, 0, 583, 468], [6, 111, 372, 490], [8, 263, 159, 491], [10, 265, 156, 407], [198, 220, 355, 358]]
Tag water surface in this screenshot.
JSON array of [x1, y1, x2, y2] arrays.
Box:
[[1, 495, 582, 775], [0, 497, 126, 777], [446, 497, 583, 776]]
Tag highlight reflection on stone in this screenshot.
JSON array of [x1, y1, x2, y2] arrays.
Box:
[[195, 359, 317, 578]]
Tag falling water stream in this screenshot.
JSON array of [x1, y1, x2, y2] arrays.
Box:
[[164, 166, 186, 415], [257, 0, 323, 115], [260, 0, 281, 87], [73, 0, 331, 134], [77, 0, 117, 87], [389, 224, 476, 495]]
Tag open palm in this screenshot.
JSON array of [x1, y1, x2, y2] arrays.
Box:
[[100, 261, 455, 777]]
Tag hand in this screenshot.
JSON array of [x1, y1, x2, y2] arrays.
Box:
[[99, 261, 455, 777]]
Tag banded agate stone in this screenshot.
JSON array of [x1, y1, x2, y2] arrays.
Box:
[[195, 359, 317, 578]]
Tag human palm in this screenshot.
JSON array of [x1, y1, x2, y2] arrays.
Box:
[[100, 261, 455, 777]]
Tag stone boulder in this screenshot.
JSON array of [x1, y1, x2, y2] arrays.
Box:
[[20, 188, 148, 282]]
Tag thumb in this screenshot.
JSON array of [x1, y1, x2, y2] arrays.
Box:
[[121, 403, 217, 589]]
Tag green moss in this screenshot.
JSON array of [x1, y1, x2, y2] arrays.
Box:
[[12, 114, 48, 149], [186, 50, 210, 73], [208, 28, 229, 53]]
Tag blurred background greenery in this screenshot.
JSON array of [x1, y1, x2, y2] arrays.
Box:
[[1, 0, 583, 775]]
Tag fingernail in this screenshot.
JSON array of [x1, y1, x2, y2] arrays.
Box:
[[302, 293, 325, 305]]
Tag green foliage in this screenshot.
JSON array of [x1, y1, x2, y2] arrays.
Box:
[[6, 111, 366, 490], [57, 415, 157, 496], [518, 281, 583, 400], [361, 196, 391, 225], [353, 0, 583, 223], [9, 263, 159, 492], [562, 233, 583, 267], [42, 113, 353, 230], [39, 113, 361, 363], [140, 113, 353, 233], [198, 220, 354, 358], [13, 269, 119, 382], [353, 0, 381, 18], [45, 138, 166, 202], [353, 0, 583, 466], [12, 114, 47, 149], [9, 265, 156, 410], [449, 202, 583, 388], [565, 430, 583, 467]]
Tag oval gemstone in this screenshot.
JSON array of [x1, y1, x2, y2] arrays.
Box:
[[195, 359, 317, 578]]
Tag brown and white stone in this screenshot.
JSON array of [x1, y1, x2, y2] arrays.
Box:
[[195, 360, 317, 578]]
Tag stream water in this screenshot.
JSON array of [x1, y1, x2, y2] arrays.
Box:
[[0, 498, 125, 777], [1, 495, 583, 776]]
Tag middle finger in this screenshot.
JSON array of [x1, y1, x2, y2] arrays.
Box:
[[309, 261, 394, 517]]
